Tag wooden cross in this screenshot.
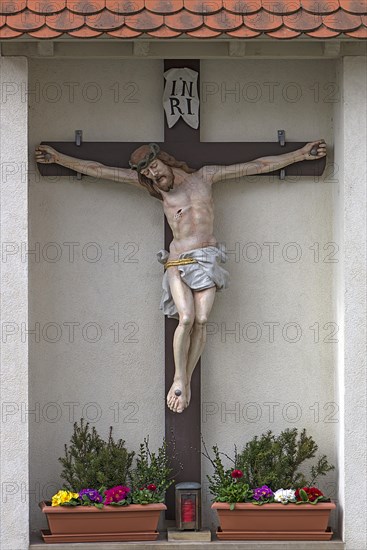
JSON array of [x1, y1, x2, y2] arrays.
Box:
[[38, 59, 326, 520]]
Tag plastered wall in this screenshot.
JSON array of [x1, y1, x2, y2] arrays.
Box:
[[28, 58, 338, 533]]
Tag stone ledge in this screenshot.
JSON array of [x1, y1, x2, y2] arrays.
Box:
[[30, 532, 345, 550]]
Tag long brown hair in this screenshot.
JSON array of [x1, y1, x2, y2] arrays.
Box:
[[137, 149, 196, 201]]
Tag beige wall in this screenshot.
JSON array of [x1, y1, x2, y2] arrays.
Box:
[[28, 58, 338, 534]]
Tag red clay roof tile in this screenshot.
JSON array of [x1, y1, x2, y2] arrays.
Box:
[[27, 0, 66, 13], [67, 0, 105, 13], [263, 0, 301, 14], [223, 0, 261, 13], [28, 25, 63, 37], [165, 11, 204, 30], [86, 10, 124, 29], [125, 10, 163, 29], [244, 10, 283, 30], [344, 25, 367, 36], [266, 25, 301, 36], [145, 0, 183, 14], [46, 10, 84, 30], [301, 0, 339, 14], [226, 25, 261, 35], [306, 23, 341, 35], [204, 10, 243, 29], [339, 0, 367, 14], [184, 0, 223, 13], [0, 14, 5, 27], [6, 10, 45, 30], [284, 10, 322, 29], [106, 0, 144, 13], [147, 26, 182, 36], [323, 10, 361, 29], [0, 26, 23, 37], [68, 24, 103, 34], [0, 0, 364, 38], [0, 1, 26, 14], [107, 26, 142, 35], [186, 26, 221, 35]]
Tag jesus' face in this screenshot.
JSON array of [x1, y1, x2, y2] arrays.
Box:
[[141, 159, 174, 192]]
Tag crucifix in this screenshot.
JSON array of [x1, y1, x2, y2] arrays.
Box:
[[35, 59, 326, 518]]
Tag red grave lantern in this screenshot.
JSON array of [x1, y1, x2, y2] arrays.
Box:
[[175, 482, 201, 531]]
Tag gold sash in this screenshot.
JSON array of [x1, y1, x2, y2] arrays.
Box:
[[164, 258, 198, 270]]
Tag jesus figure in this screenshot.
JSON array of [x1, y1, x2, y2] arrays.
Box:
[[36, 140, 326, 413]]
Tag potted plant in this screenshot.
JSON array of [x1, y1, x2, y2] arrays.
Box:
[[204, 428, 336, 541], [40, 419, 173, 543]]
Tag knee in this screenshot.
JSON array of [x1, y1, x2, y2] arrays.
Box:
[[179, 313, 194, 329], [195, 314, 208, 327]]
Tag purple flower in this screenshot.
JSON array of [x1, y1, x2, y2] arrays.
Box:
[[252, 485, 273, 501], [79, 488, 103, 503]]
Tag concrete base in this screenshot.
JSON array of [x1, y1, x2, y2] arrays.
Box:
[[167, 528, 211, 541], [30, 531, 345, 549]]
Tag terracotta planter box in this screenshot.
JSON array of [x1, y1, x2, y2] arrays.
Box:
[[212, 501, 336, 541], [40, 501, 166, 543]]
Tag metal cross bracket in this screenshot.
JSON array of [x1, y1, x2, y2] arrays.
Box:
[[75, 130, 83, 179], [278, 129, 286, 180]]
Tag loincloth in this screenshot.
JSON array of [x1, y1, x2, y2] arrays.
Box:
[[157, 245, 230, 319]]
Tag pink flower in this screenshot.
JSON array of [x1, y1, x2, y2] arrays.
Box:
[[231, 469, 244, 479], [104, 485, 130, 504]]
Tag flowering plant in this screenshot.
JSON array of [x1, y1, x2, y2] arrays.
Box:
[[203, 429, 334, 510], [50, 419, 175, 508]]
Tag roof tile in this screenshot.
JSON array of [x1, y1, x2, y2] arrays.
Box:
[[86, 11, 124, 29], [0, 1, 26, 15], [145, 0, 183, 14], [301, 0, 339, 14], [28, 25, 63, 37], [323, 9, 361, 29], [244, 10, 283, 29], [226, 24, 261, 34], [186, 26, 222, 36], [27, 0, 66, 13], [106, 0, 144, 13], [266, 25, 302, 36], [339, 0, 367, 14], [46, 10, 84, 30], [263, 0, 301, 14], [147, 26, 182, 36], [306, 23, 341, 35], [184, 0, 223, 14], [223, 0, 261, 13], [344, 25, 367, 36], [107, 25, 142, 35], [0, 26, 23, 37], [204, 10, 243, 29], [165, 11, 204, 30], [125, 11, 163, 29], [0, 0, 364, 39], [284, 10, 322, 29], [6, 10, 45, 30], [68, 24, 103, 35], [66, 0, 105, 14]]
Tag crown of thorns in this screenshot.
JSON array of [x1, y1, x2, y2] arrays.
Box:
[[129, 143, 160, 173]]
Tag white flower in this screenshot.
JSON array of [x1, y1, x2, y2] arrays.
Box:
[[273, 489, 296, 504]]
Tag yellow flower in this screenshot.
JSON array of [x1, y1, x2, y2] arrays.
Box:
[[51, 490, 79, 507]]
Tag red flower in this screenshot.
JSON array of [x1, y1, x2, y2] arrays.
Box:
[[147, 484, 157, 491], [231, 469, 243, 479], [295, 487, 324, 502]]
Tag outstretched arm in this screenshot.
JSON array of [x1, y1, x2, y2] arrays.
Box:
[[210, 140, 326, 184], [35, 145, 140, 187]]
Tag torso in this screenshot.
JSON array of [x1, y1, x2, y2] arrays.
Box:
[[160, 170, 217, 258]]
